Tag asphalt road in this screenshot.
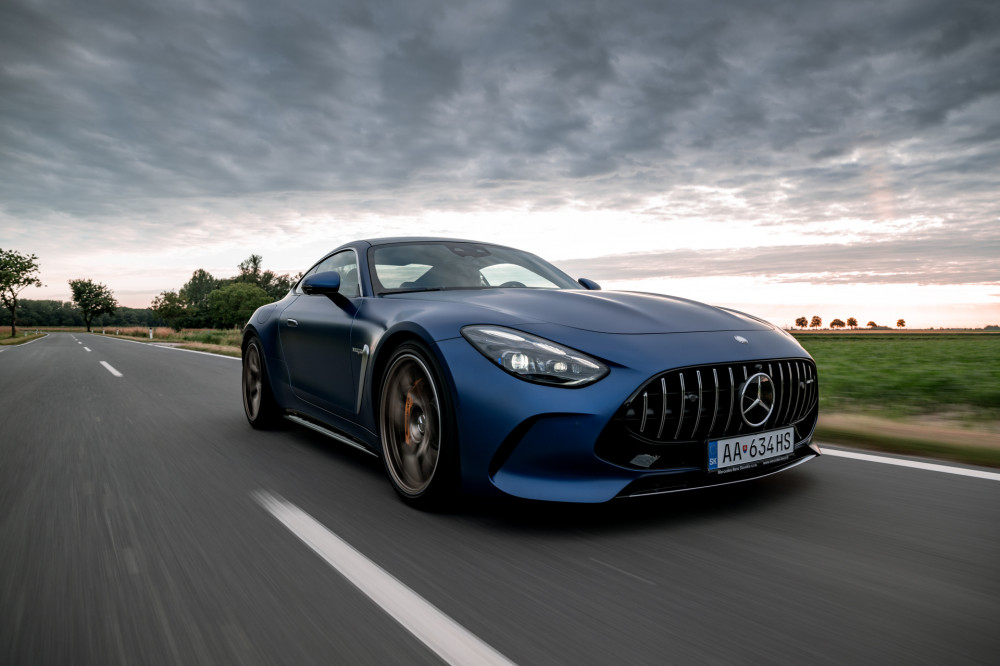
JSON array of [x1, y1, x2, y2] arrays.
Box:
[[2, 332, 998, 665]]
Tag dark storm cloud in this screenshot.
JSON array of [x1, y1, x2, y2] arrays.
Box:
[[1, 0, 998, 284]]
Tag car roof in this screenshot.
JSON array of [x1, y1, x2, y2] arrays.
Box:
[[363, 236, 489, 246]]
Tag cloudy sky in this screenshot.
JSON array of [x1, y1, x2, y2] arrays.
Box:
[[2, 0, 998, 328]]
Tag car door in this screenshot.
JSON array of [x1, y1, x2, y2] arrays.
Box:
[[279, 250, 363, 415]]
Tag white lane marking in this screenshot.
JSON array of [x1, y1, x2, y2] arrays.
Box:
[[77, 341, 82, 344], [823, 447, 1000, 482], [152, 345, 240, 360], [98, 334, 240, 360], [100, 361, 123, 377], [255, 491, 517, 666], [84, 347, 92, 352]]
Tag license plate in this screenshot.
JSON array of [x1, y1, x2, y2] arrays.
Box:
[[708, 427, 794, 473]]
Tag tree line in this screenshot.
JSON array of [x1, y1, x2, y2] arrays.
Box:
[[0, 299, 155, 329], [794, 316, 906, 330], [3, 246, 293, 336], [150, 255, 298, 330]]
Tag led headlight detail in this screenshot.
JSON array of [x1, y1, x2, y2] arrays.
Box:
[[461, 325, 609, 387]]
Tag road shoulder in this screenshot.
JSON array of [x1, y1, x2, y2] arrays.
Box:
[[817, 413, 1000, 469]]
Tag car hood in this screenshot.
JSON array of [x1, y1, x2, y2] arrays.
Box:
[[389, 289, 775, 334]]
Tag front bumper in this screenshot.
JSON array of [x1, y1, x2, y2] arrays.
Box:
[[437, 329, 820, 503]]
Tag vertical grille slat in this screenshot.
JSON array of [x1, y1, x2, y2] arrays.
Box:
[[784, 362, 794, 425], [708, 368, 719, 437], [738, 366, 749, 434], [724, 366, 735, 434], [796, 363, 805, 423], [766, 363, 775, 428], [804, 362, 816, 421], [674, 372, 686, 440], [791, 362, 802, 424], [656, 377, 668, 439], [691, 370, 704, 439], [776, 362, 787, 426], [809, 364, 818, 413], [621, 358, 818, 445]]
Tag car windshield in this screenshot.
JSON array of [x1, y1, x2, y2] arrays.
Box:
[[370, 241, 580, 294]]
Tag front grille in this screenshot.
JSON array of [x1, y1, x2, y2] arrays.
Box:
[[595, 358, 818, 470]]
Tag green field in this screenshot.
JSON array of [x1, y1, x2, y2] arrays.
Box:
[[793, 331, 1000, 423]]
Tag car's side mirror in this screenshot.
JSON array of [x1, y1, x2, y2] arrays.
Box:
[[302, 271, 341, 295], [578, 278, 601, 290]]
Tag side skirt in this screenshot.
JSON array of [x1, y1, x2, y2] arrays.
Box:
[[285, 414, 378, 458]]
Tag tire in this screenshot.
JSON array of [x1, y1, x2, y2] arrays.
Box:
[[378, 342, 457, 508], [242, 335, 281, 429]]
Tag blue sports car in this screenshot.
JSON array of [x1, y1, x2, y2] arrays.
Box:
[[242, 238, 820, 507]]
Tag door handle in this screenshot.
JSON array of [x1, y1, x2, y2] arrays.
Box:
[[286, 318, 298, 327]]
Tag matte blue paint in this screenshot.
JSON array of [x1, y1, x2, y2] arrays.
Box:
[[244, 238, 818, 503], [301, 270, 342, 295]]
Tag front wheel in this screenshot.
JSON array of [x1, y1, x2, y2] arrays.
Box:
[[379, 342, 457, 508], [243, 336, 281, 429]]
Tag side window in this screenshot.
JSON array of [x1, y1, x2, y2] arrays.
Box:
[[301, 251, 361, 298]]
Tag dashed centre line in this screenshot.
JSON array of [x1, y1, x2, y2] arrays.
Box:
[[100, 361, 123, 377], [84, 347, 91, 352]]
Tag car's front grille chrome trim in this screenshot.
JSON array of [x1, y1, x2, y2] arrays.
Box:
[[657, 377, 668, 439], [639, 391, 648, 433], [707, 368, 719, 436], [723, 366, 735, 434], [618, 357, 819, 447], [691, 370, 704, 438]]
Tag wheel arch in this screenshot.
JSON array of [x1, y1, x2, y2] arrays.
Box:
[[241, 323, 289, 404], [368, 327, 459, 437], [372, 328, 462, 506]]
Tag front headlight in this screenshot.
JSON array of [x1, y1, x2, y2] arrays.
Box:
[[461, 325, 609, 387]]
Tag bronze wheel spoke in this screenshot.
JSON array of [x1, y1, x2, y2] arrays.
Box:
[[380, 352, 442, 496]]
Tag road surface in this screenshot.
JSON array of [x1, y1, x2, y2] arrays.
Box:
[[2, 333, 998, 664]]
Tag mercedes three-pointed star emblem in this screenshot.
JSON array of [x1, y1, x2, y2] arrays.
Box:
[[740, 372, 775, 427]]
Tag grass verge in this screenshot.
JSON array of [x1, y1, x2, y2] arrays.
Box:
[[94, 331, 243, 358], [0, 333, 46, 345], [816, 414, 1000, 468]]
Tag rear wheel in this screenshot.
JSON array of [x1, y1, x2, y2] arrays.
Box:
[[243, 336, 281, 428], [379, 342, 456, 508]]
